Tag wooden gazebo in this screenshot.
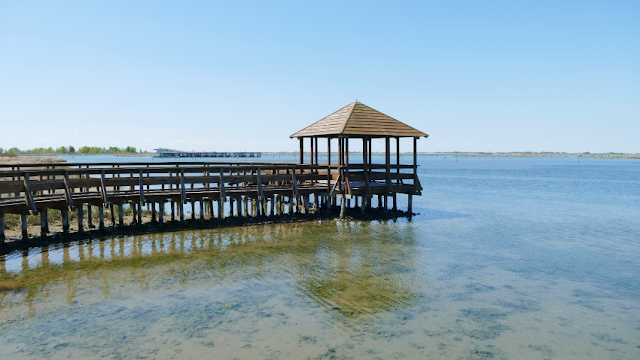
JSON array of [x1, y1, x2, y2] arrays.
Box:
[[291, 101, 428, 216]]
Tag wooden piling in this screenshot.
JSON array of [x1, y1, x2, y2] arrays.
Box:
[[99, 206, 105, 230], [118, 205, 124, 227], [199, 200, 205, 221], [159, 201, 164, 223], [110, 204, 116, 226], [21, 214, 28, 240], [243, 197, 248, 217], [408, 194, 413, 215], [41, 208, 48, 237], [0, 212, 4, 242], [62, 210, 69, 234], [78, 206, 84, 233], [289, 196, 294, 215], [87, 205, 93, 228], [270, 195, 275, 216]]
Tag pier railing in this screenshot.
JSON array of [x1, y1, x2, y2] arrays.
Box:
[[0, 161, 420, 240]]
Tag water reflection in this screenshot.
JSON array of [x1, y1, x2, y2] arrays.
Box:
[[0, 220, 425, 328]]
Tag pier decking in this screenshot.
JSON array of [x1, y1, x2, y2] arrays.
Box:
[[0, 161, 420, 241], [0, 101, 427, 242]]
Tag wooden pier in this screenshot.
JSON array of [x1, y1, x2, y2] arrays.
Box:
[[0, 101, 427, 242]]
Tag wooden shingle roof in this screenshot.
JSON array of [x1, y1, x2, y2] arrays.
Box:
[[290, 102, 428, 138]]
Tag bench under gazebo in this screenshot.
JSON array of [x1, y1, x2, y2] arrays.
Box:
[[291, 101, 428, 217]]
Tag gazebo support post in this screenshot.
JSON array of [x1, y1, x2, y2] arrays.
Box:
[[299, 137, 304, 164]]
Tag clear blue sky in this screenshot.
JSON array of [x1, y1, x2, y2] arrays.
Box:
[[1, 0, 638, 153]]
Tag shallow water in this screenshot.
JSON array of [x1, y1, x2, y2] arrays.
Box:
[[1, 158, 639, 359]]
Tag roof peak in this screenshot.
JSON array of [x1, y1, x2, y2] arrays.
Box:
[[290, 102, 428, 138]]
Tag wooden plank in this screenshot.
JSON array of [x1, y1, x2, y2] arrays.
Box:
[[291, 170, 299, 197], [138, 170, 146, 204], [63, 171, 75, 208], [23, 173, 37, 214], [256, 169, 264, 199], [180, 170, 187, 204], [219, 171, 226, 199], [100, 170, 109, 204]]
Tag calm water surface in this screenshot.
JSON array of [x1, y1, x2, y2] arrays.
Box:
[[1, 157, 639, 359]]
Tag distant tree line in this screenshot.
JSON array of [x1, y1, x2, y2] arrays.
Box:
[[0, 146, 140, 156]]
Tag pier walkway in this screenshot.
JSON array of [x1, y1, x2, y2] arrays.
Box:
[[0, 101, 427, 241], [0, 161, 420, 240]]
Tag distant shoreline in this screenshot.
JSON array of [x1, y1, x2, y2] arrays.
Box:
[[6, 152, 639, 160]]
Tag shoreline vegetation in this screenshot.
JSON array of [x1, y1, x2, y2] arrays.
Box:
[[0, 145, 142, 158]]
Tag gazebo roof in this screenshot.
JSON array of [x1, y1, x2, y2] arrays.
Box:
[[290, 102, 428, 138]]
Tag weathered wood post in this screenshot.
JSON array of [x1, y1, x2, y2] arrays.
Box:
[[110, 204, 116, 226], [0, 212, 5, 242], [132, 203, 137, 224], [289, 196, 295, 215], [159, 201, 164, 223], [299, 137, 304, 164], [243, 197, 248, 217], [270, 195, 275, 216], [41, 208, 48, 237], [409, 136, 417, 216], [62, 209, 69, 234], [171, 200, 176, 221], [199, 200, 205, 221], [179, 201, 185, 222], [303, 195, 310, 214], [99, 206, 105, 230], [339, 137, 346, 218], [21, 214, 28, 239], [87, 205, 93, 228], [208, 199, 214, 220], [118, 204, 124, 226], [152, 203, 157, 222], [311, 136, 315, 164], [217, 199, 223, 220], [78, 205, 84, 233]]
